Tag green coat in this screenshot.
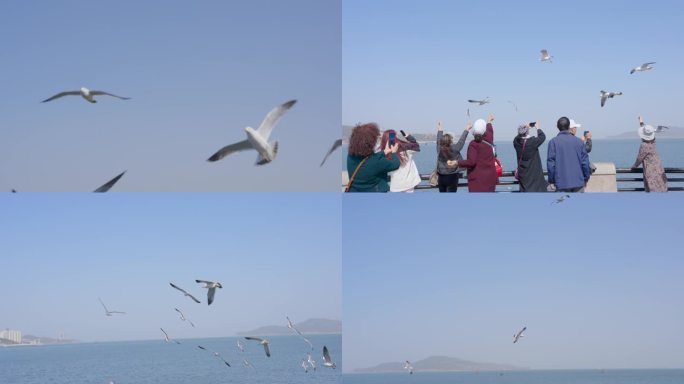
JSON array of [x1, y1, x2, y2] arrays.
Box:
[[346, 152, 401, 192]]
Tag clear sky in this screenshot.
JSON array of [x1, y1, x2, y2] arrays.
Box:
[[342, 193, 684, 372], [0, 193, 341, 342], [0, 0, 341, 191], [343, 0, 684, 140]]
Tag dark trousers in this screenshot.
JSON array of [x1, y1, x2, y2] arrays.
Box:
[[438, 173, 460, 192]]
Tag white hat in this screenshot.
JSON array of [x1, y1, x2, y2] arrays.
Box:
[[569, 119, 582, 129], [639, 124, 656, 141], [472, 119, 487, 135]]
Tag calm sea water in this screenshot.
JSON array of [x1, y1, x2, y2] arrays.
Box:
[[343, 370, 684, 384], [1, 334, 341, 384]]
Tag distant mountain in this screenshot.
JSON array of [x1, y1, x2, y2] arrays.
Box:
[[606, 126, 684, 139], [355, 355, 527, 373], [237, 318, 341, 336]]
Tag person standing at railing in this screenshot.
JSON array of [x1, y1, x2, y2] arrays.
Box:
[[569, 119, 596, 174], [386, 130, 421, 193], [346, 123, 400, 192], [547, 117, 591, 192], [455, 115, 497, 192], [436, 121, 469, 192], [632, 116, 667, 192], [513, 122, 548, 192]]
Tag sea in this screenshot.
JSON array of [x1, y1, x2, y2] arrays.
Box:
[[343, 369, 684, 384], [1, 334, 341, 384], [340, 139, 684, 191]]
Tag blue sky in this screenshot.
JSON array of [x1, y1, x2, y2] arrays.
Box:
[[343, 0, 684, 140], [0, 193, 341, 342], [342, 193, 684, 371], [0, 0, 341, 191]]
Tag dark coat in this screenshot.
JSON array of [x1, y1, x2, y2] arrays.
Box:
[[436, 129, 468, 175], [457, 124, 497, 192], [346, 152, 401, 192], [513, 130, 548, 192]]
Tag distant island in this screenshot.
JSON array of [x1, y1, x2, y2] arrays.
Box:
[[237, 318, 341, 336], [354, 355, 527, 373], [597, 126, 683, 140]]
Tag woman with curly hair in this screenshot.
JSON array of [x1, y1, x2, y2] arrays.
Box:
[[346, 123, 399, 192]]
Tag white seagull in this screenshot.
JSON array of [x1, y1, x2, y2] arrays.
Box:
[[630, 62, 655, 74], [320, 139, 343, 167], [98, 297, 126, 316], [307, 352, 317, 371], [243, 359, 254, 369], [245, 337, 271, 357], [322, 346, 336, 369], [207, 99, 297, 165], [197, 345, 230, 366], [174, 308, 195, 327], [404, 361, 414, 374], [513, 326, 527, 343], [237, 339, 245, 353], [540, 49, 553, 63], [160, 328, 181, 344], [286, 316, 314, 350], [94, 171, 126, 193], [552, 194, 570, 204], [656, 125, 669, 133], [195, 280, 222, 305], [301, 360, 309, 373], [467, 97, 490, 106], [600, 90, 623, 108], [169, 282, 201, 304], [42, 87, 131, 104]]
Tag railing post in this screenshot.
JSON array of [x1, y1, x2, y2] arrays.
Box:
[[585, 163, 617, 192]]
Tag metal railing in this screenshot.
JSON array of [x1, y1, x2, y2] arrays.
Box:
[[416, 168, 684, 192]]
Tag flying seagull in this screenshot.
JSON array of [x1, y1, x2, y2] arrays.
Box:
[[656, 125, 669, 133], [552, 194, 570, 204], [513, 326, 527, 343], [169, 282, 201, 304], [600, 90, 623, 108], [630, 62, 655, 74], [307, 352, 317, 371], [93, 171, 126, 192], [195, 280, 222, 305], [301, 360, 309, 373], [207, 99, 297, 165], [242, 359, 254, 369], [42, 87, 131, 104], [197, 345, 230, 367], [320, 139, 343, 167], [237, 339, 245, 353], [160, 328, 181, 344], [467, 97, 490, 106], [540, 49, 553, 63], [174, 308, 195, 327], [245, 337, 271, 357], [98, 297, 126, 316], [322, 346, 336, 369], [404, 361, 414, 374], [286, 316, 313, 350], [508, 100, 518, 112]]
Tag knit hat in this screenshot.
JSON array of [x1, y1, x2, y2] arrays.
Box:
[[518, 124, 529, 136], [472, 119, 487, 135]]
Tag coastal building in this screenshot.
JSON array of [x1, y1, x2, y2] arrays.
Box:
[[0, 328, 22, 344]]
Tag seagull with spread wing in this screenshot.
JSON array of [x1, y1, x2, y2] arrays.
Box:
[[630, 62, 655, 74], [195, 280, 222, 305], [169, 282, 201, 304], [286, 316, 314, 350], [513, 326, 527, 343], [245, 337, 271, 357], [322, 346, 336, 369], [98, 297, 126, 316], [42, 87, 130, 104]]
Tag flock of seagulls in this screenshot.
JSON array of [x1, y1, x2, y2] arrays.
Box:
[[98, 279, 337, 379], [465, 51, 657, 110]]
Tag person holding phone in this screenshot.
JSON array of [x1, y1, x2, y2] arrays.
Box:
[[383, 129, 421, 192], [513, 121, 548, 192], [456, 115, 498, 192], [632, 116, 667, 192], [436, 121, 470, 192], [346, 123, 400, 192]]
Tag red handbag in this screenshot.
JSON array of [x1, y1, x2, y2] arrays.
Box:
[[495, 158, 503, 177]]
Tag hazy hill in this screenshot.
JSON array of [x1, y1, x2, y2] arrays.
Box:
[[354, 355, 527, 373], [607, 126, 684, 139], [237, 318, 341, 336]]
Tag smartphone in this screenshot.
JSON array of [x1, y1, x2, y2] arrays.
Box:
[[584, 130, 590, 137], [389, 132, 396, 146], [400, 130, 407, 137], [529, 122, 537, 127]]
